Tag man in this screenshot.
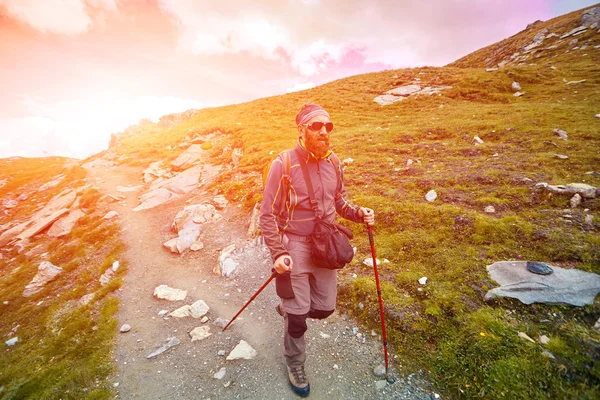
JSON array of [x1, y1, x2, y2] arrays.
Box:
[[260, 104, 375, 397]]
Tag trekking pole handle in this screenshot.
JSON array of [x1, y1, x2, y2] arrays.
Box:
[[366, 225, 375, 247]]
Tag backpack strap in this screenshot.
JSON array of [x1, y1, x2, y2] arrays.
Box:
[[294, 148, 322, 219], [276, 150, 292, 218]]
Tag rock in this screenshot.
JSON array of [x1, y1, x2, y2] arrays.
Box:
[[568, 38, 579, 47], [484, 261, 600, 306], [542, 350, 556, 359], [0, 222, 29, 248], [246, 202, 261, 238], [143, 161, 168, 183], [231, 148, 243, 167], [386, 84, 422, 96], [150, 165, 202, 194], [570, 194, 582, 208], [214, 318, 230, 329], [418, 277, 428, 285], [585, 214, 594, 227], [171, 145, 205, 171], [153, 285, 187, 301], [164, 204, 220, 254], [190, 240, 204, 251], [581, 6, 600, 27], [116, 185, 142, 193], [484, 205, 496, 213], [133, 188, 178, 212], [190, 326, 212, 342], [147, 337, 180, 359], [215, 244, 239, 278], [375, 380, 388, 390], [120, 324, 131, 333], [213, 367, 227, 380], [406, 159, 414, 167], [512, 81, 522, 91], [539, 335, 550, 345], [99, 268, 115, 285], [473, 136, 484, 145], [518, 332, 535, 343], [553, 128, 568, 140], [526, 261, 553, 275], [363, 258, 380, 268], [47, 209, 85, 237], [595, 114, 600, 119], [226, 340, 257, 360], [535, 182, 597, 199], [38, 174, 65, 192], [23, 261, 63, 297], [218, 350, 226, 356], [5, 337, 18, 346], [560, 26, 588, 39], [343, 157, 354, 165], [486, 68, 498, 72], [158, 309, 168, 317], [16, 208, 70, 242], [103, 211, 119, 220], [190, 300, 210, 318], [594, 317, 600, 330], [513, 91, 525, 97], [77, 293, 95, 307], [170, 305, 192, 318], [201, 316, 209, 323], [212, 195, 228, 210], [373, 364, 386, 377], [2, 199, 18, 209], [373, 94, 404, 105], [425, 190, 437, 202], [565, 79, 586, 85]]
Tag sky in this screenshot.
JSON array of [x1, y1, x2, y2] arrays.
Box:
[[0, 0, 598, 159]]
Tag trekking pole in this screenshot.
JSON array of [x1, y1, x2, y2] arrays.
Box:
[[222, 258, 290, 331], [367, 224, 394, 383]]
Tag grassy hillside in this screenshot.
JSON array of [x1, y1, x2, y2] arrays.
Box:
[[0, 159, 125, 398], [104, 6, 600, 397], [2, 4, 599, 399]]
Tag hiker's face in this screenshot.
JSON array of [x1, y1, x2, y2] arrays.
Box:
[[300, 115, 331, 158]]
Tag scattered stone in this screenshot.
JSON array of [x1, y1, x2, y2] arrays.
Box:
[[425, 190, 437, 202], [190, 326, 212, 342], [565, 79, 586, 85], [158, 310, 169, 317], [5, 337, 18, 346], [535, 182, 597, 199], [542, 350, 556, 359], [212, 195, 228, 210], [99, 268, 115, 285], [23, 261, 63, 297], [143, 161, 168, 183], [539, 335, 550, 345], [201, 316, 209, 323], [513, 91, 525, 97], [231, 148, 243, 167], [38, 175, 65, 192], [595, 114, 600, 119], [120, 324, 131, 333], [484, 206, 496, 213], [171, 145, 205, 172], [218, 350, 226, 356], [472, 136, 484, 145], [116, 185, 142, 193], [363, 258, 380, 268], [223, 381, 231, 388], [77, 293, 95, 307], [226, 340, 257, 360], [103, 211, 119, 220], [320, 332, 331, 339], [418, 277, 428, 285], [373, 364, 386, 377], [214, 318, 230, 329], [375, 380, 388, 390], [518, 332, 536, 343], [585, 214, 594, 227], [164, 203, 220, 254], [594, 317, 600, 331], [215, 244, 239, 278], [133, 188, 178, 212], [190, 240, 204, 251], [153, 285, 188, 301], [484, 261, 600, 306], [512, 82, 522, 91], [342, 158, 354, 165], [170, 305, 192, 318], [526, 261, 553, 275], [190, 300, 210, 318], [560, 26, 588, 39], [570, 194, 582, 208], [147, 337, 180, 359], [486, 68, 498, 72], [553, 128, 568, 140], [406, 159, 414, 168], [2, 199, 18, 209], [213, 367, 227, 380]]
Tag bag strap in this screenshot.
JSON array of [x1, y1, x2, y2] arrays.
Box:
[[276, 150, 292, 217], [294, 148, 322, 219]]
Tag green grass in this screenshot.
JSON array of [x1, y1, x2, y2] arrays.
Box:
[[2, 4, 600, 399], [0, 186, 125, 399]]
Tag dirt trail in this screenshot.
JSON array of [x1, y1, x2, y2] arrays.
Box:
[[86, 164, 436, 399]]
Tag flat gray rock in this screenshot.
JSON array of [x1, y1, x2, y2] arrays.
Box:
[[485, 261, 600, 306]]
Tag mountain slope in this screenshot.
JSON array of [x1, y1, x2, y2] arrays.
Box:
[[1, 4, 599, 399]]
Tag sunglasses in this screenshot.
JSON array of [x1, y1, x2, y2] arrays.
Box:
[[302, 121, 334, 133]]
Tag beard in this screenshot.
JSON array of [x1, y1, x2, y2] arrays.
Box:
[[305, 134, 330, 158]]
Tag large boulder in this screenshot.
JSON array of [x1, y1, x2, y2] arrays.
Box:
[[16, 208, 70, 242], [23, 261, 63, 297], [484, 261, 600, 306], [581, 6, 600, 27], [133, 188, 178, 212], [149, 165, 202, 194]]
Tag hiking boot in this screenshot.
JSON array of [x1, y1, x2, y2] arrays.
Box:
[[287, 365, 310, 397], [276, 303, 286, 317]]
